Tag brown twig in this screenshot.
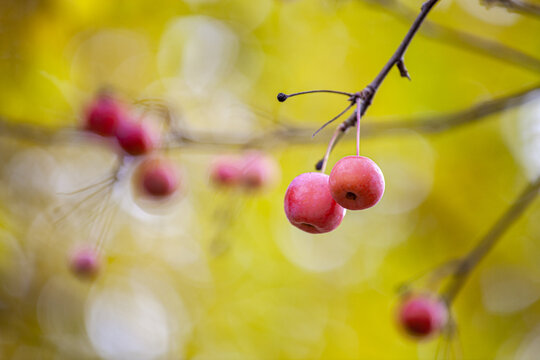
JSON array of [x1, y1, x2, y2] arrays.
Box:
[[313, 0, 442, 163], [368, 0, 440, 94], [360, 0, 540, 73]]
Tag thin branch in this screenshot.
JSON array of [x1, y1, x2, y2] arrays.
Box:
[[311, 83, 539, 164], [397, 259, 461, 295], [315, 0, 443, 157], [360, 0, 540, 73], [173, 83, 540, 148], [368, 0, 440, 94], [442, 176, 540, 303], [482, 0, 540, 18], [362, 83, 540, 136], [1, 84, 538, 151], [57, 176, 115, 195], [0, 118, 61, 144]]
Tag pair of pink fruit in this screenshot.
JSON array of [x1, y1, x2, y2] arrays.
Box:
[[284, 156, 385, 234], [210, 152, 278, 191]]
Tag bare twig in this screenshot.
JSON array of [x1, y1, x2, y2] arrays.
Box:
[[362, 83, 540, 136], [175, 83, 540, 148], [443, 176, 540, 303], [482, 0, 540, 18], [360, 0, 540, 73], [368, 0, 440, 94], [0, 118, 61, 144], [1, 84, 539, 152], [318, 82, 539, 168], [311, 0, 442, 160]]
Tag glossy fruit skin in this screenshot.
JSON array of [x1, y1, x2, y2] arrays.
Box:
[[210, 156, 242, 187], [85, 95, 124, 137], [329, 156, 385, 210], [69, 248, 100, 279], [284, 172, 346, 234], [137, 157, 180, 198], [115, 119, 156, 156], [398, 296, 448, 338]]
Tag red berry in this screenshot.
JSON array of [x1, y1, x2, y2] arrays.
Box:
[[240, 151, 279, 190], [69, 247, 100, 279], [85, 94, 124, 137], [398, 296, 448, 338], [329, 155, 385, 210], [210, 156, 242, 187], [115, 119, 157, 156], [284, 172, 346, 234], [136, 157, 180, 198]]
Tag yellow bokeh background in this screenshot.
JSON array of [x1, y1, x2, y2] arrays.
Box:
[[1, 0, 540, 359]]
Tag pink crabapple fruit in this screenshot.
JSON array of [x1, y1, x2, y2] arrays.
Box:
[[240, 151, 279, 190], [210, 152, 280, 191], [210, 155, 243, 187], [69, 247, 100, 279], [115, 118, 158, 156], [284, 172, 346, 234], [329, 155, 385, 210], [398, 295, 448, 339], [85, 94, 125, 137], [135, 157, 181, 198]]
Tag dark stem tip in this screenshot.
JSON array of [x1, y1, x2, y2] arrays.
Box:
[[277, 93, 288, 102], [315, 159, 324, 171]]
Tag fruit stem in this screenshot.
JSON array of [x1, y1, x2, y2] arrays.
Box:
[[320, 128, 341, 173], [277, 90, 354, 102], [312, 102, 355, 138], [356, 100, 362, 157]]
